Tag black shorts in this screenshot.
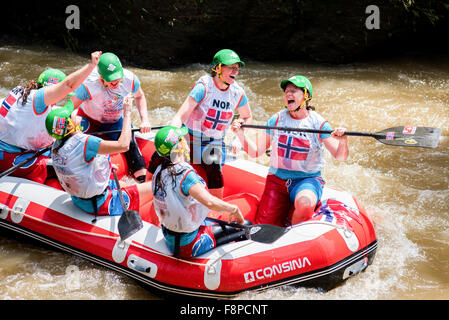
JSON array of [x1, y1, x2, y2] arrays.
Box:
[[187, 133, 224, 189]]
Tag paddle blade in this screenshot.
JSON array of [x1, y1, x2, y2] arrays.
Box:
[[118, 210, 143, 240], [245, 224, 287, 244], [376, 126, 441, 148]]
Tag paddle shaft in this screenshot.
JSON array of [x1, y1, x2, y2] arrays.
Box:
[[92, 126, 164, 136], [206, 217, 246, 229], [0, 146, 51, 179], [240, 123, 441, 148], [241, 124, 382, 138], [111, 168, 128, 212], [112, 166, 143, 240], [206, 217, 287, 243]]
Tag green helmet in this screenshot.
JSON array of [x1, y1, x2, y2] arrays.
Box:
[[280, 75, 313, 99], [37, 69, 67, 87], [97, 52, 124, 82], [212, 49, 245, 68], [154, 126, 189, 157], [45, 101, 75, 140]]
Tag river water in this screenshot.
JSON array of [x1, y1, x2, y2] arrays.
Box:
[[0, 43, 448, 300]]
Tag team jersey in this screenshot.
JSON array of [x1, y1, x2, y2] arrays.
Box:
[[51, 133, 110, 199], [267, 109, 332, 179], [184, 75, 246, 140], [75, 68, 140, 123], [152, 162, 209, 233], [0, 87, 53, 150]]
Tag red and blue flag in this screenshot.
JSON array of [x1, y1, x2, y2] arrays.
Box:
[[0, 94, 17, 118], [277, 134, 310, 160], [204, 109, 233, 131]]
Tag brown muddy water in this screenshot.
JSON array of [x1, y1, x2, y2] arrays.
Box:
[[0, 44, 448, 300]]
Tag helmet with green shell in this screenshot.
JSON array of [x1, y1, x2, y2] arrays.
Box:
[[280, 75, 313, 100], [45, 101, 75, 140], [37, 69, 67, 87], [97, 52, 124, 82], [211, 49, 245, 68], [154, 126, 189, 157]]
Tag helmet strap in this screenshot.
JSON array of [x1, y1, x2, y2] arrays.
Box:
[[211, 63, 230, 87], [285, 88, 310, 113], [64, 118, 83, 137]]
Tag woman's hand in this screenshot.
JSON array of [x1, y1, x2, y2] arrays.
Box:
[[324, 127, 349, 161], [123, 94, 133, 116], [331, 127, 347, 141], [139, 120, 152, 134], [231, 118, 243, 132], [229, 205, 244, 224], [90, 51, 102, 66]]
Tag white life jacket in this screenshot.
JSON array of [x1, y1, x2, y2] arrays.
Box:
[[0, 87, 53, 150], [79, 68, 137, 123], [269, 109, 328, 173], [184, 75, 245, 140], [152, 162, 210, 233], [51, 133, 111, 199]]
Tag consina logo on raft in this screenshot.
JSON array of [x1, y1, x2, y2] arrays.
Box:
[[244, 257, 312, 283]]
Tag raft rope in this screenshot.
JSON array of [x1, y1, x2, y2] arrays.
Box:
[[2, 204, 364, 268], [2, 204, 207, 267]]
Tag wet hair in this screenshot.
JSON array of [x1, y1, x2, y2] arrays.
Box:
[[52, 136, 70, 155], [153, 155, 186, 198], [305, 102, 316, 111], [20, 80, 42, 105]]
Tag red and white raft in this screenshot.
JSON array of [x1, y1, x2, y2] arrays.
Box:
[[0, 134, 377, 298]]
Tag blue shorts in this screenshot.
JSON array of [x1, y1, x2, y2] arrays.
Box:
[[286, 176, 326, 204]]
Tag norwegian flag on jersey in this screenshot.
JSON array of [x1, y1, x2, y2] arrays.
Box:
[[203, 109, 233, 131], [312, 198, 362, 228], [0, 94, 17, 118], [277, 134, 310, 160]]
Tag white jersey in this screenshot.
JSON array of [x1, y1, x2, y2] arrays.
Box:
[[270, 109, 328, 173], [0, 86, 53, 150], [51, 133, 111, 199], [79, 68, 137, 123], [184, 75, 245, 139], [152, 162, 209, 233]]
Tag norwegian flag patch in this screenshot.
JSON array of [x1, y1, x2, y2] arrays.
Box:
[[0, 94, 17, 118], [203, 109, 233, 131], [277, 135, 310, 160], [386, 131, 395, 140]]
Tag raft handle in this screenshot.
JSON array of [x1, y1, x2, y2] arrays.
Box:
[[129, 259, 152, 273]]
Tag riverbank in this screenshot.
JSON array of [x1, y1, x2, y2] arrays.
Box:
[[2, 0, 448, 69]]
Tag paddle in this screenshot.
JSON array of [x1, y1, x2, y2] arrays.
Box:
[[206, 217, 287, 244], [112, 168, 143, 240], [0, 146, 52, 179], [241, 124, 441, 148], [91, 126, 164, 136]]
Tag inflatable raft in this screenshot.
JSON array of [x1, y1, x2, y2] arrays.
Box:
[[0, 134, 377, 298]]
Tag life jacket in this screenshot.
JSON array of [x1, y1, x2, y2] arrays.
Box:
[[152, 162, 210, 233], [0, 87, 53, 150], [184, 75, 245, 140], [51, 133, 110, 199], [79, 69, 137, 123], [269, 109, 328, 173]]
